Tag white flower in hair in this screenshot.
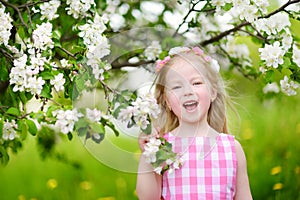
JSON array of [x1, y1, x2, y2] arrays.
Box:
[[168, 46, 190, 56], [210, 59, 220, 72]]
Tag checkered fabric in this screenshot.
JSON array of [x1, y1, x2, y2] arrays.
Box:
[[161, 133, 237, 200]]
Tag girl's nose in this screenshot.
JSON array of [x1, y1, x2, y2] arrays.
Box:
[[184, 85, 193, 96]]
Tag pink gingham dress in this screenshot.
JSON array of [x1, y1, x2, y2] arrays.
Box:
[[162, 132, 237, 200]]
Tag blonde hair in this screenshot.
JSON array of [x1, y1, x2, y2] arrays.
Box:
[[154, 49, 229, 135]]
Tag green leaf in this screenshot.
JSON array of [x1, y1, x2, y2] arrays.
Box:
[[91, 133, 105, 144], [0, 119, 3, 138], [282, 57, 291, 69], [78, 127, 88, 137], [67, 132, 73, 141], [40, 83, 52, 98], [74, 73, 88, 94], [265, 70, 274, 83], [0, 146, 9, 166], [156, 150, 169, 161], [105, 120, 119, 136], [26, 119, 37, 136], [112, 104, 128, 119], [37, 126, 56, 158], [6, 107, 20, 116], [142, 123, 152, 135], [223, 3, 233, 11], [0, 60, 9, 81], [127, 119, 135, 128], [40, 71, 55, 80], [18, 120, 27, 140], [75, 118, 88, 129], [90, 123, 105, 134], [52, 29, 61, 40]]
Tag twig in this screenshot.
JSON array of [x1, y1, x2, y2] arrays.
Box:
[[199, 0, 300, 46], [200, 21, 249, 46], [173, 0, 201, 37], [56, 46, 76, 58], [0, 48, 14, 62], [262, 0, 300, 19], [0, 0, 29, 30], [238, 29, 269, 44], [111, 60, 153, 69], [26, 4, 33, 27], [17, 0, 51, 9], [219, 46, 257, 80]]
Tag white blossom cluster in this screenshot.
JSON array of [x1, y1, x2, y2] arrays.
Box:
[[85, 108, 103, 140], [0, 5, 13, 46], [104, 0, 126, 32], [118, 93, 161, 130], [292, 44, 300, 67], [9, 33, 66, 95], [143, 137, 184, 175], [222, 36, 251, 67], [86, 108, 102, 122], [9, 54, 46, 95], [50, 73, 65, 92], [66, 0, 95, 19], [263, 82, 280, 94], [60, 58, 72, 69], [1, 119, 18, 141], [52, 109, 83, 134], [32, 0, 61, 21], [280, 76, 299, 96], [255, 13, 293, 69], [259, 41, 284, 69], [32, 22, 54, 51], [254, 12, 291, 36], [212, 0, 269, 22], [144, 41, 162, 61], [78, 13, 111, 80], [262, 76, 299, 96]]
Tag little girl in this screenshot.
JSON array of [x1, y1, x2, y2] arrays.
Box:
[[136, 47, 252, 200]]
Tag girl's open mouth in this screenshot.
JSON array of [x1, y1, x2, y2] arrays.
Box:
[[183, 101, 198, 111]]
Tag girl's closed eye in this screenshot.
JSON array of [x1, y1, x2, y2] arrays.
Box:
[[172, 85, 182, 90], [193, 81, 203, 86]]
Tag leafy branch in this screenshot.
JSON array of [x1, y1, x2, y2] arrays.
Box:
[[199, 0, 300, 46], [0, 0, 29, 29]]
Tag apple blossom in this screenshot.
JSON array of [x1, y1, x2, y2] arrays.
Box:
[[2, 120, 18, 141], [259, 41, 285, 68], [50, 73, 65, 91], [0, 5, 13, 46], [280, 76, 299, 96]]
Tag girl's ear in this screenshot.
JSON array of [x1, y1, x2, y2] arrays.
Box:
[[210, 88, 217, 102]]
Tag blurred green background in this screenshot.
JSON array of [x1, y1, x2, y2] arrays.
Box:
[[0, 74, 300, 200]]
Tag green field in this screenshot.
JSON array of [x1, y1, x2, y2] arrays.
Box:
[[1, 76, 300, 200]]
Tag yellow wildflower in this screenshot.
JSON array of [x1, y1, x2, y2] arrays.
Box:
[[47, 178, 58, 189], [270, 166, 282, 175], [273, 183, 283, 190], [80, 181, 92, 190]]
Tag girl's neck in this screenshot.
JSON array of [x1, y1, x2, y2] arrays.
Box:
[[172, 121, 214, 138]]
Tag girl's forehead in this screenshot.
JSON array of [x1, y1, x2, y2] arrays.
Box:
[[165, 59, 205, 79]]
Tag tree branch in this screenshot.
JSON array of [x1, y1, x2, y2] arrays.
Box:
[[199, 0, 300, 46], [111, 59, 153, 69], [0, 48, 14, 64], [56, 46, 76, 58], [17, 0, 50, 9], [173, 0, 201, 37], [0, 0, 29, 29]]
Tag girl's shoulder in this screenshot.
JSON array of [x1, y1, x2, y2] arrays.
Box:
[[217, 133, 236, 143]]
